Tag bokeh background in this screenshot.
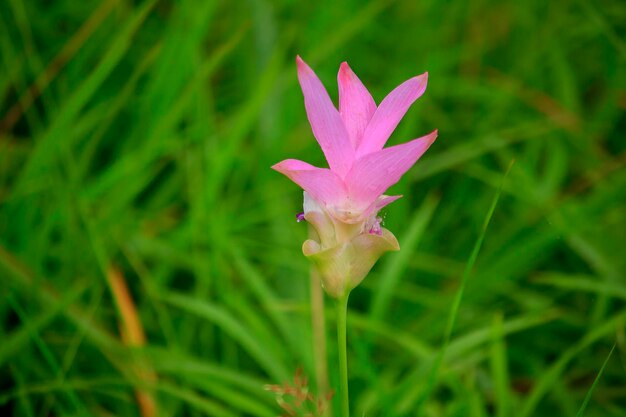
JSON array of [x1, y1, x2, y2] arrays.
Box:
[[1, 0, 625, 416]]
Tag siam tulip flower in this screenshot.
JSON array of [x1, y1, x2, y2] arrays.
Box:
[[273, 56, 437, 298]]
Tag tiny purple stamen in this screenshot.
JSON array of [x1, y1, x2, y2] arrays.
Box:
[[296, 212, 305, 222]]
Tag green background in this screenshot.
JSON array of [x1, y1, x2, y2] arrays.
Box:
[[1, 0, 625, 416]]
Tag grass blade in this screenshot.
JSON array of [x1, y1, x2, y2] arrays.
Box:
[[413, 160, 514, 415], [575, 343, 616, 417]]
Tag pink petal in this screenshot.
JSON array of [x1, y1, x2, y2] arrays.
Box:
[[370, 194, 403, 213], [296, 56, 354, 177], [272, 159, 347, 206], [353, 194, 403, 224], [337, 62, 377, 149], [347, 130, 438, 207], [357, 73, 429, 157]]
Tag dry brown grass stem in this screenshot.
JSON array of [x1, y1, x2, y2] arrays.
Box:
[[107, 265, 157, 417]]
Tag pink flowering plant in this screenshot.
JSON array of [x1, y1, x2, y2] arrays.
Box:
[[272, 56, 437, 417]]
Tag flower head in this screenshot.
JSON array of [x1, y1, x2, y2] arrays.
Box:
[[273, 56, 437, 224], [272, 56, 437, 297]]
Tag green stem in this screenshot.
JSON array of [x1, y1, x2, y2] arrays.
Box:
[[310, 268, 330, 411], [336, 293, 350, 417]]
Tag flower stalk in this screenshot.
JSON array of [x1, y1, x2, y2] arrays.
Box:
[[336, 293, 350, 417], [310, 267, 331, 406]]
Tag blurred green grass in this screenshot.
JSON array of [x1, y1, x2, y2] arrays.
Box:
[[1, 0, 625, 416]]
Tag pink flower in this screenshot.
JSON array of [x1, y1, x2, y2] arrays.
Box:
[[272, 56, 437, 225], [272, 56, 437, 298]]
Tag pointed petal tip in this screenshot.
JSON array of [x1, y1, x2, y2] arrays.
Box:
[[338, 62, 352, 80], [405, 72, 428, 90], [271, 158, 291, 171], [338, 61, 354, 81], [414, 71, 428, 84], [271, 159, 302, 174], [271, 158, 313, 173], [416, 129, 439, 149], [418, 129, 438, 145], [295, 55, 308, 71]]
